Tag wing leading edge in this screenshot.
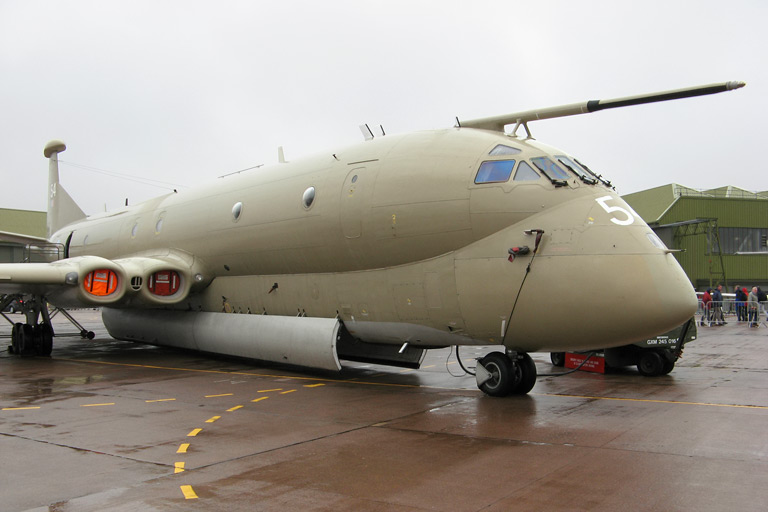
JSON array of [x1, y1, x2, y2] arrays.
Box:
[[0, 252, 207, 308]]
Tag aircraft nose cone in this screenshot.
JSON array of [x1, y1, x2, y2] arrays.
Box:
[[506, 245, 699, 352], [639, 253, 699, 328]]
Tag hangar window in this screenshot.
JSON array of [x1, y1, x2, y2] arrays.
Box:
[[489, 144, 522, 156], [302, 186, 316, 209], [475, 160, 516, 184], [718, 227, 768, 254], [513, 161, 540, 181]]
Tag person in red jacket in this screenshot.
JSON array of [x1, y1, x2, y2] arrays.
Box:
[[701, 288, 713, 326]]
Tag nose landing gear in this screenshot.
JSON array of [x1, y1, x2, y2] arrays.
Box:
[[476, 351, 537, 396]]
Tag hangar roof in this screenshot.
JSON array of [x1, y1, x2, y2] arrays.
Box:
[[623, 184, 768, 224]]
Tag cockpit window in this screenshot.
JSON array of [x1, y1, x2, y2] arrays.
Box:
[[489, 144, 522, 156], [530, 157, 569, 186], [513, 161, 540, 181], [556, 155, 598, 185], [475, 160, 516, 184]]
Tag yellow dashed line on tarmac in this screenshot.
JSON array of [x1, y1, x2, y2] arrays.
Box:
[[204, 393, 233, 398], [304, 383, 325, 388], [227, 405, 243, 412], [251, 397, 269, 403], [205, 416, 221, 423], [80, 403, 115, 407], [146, 398, 176, 403], [258, 388, 282, 393], [180, 485, 198, 499], [176, 443, 190, 454], [187, 428, 202, 437], [2, 406, 41, 411], [174, 462, 185, 474], [280, 390, 296, 395]]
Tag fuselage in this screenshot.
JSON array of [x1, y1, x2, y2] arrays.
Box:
[[51, 127, 698, 352]]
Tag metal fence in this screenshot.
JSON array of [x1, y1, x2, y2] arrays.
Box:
[[697, 300, 768, 327]]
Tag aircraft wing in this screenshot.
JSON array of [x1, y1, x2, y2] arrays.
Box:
[[0, 230, 50, 246], [0, 253, 206, 308], [0, 257, 117, 304]]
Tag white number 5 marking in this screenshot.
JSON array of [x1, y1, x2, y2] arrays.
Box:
[[595, 195, 636, 226]]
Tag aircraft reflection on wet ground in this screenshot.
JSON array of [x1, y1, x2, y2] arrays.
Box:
[[1, 310, 767, 511]]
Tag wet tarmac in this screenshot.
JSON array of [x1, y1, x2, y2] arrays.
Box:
[[1, 310, 767, 511]]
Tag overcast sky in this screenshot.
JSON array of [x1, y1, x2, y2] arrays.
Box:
[[1, 0, 765, 215]]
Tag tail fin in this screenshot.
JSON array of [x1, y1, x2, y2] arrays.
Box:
[[44, 140, 86, 238]]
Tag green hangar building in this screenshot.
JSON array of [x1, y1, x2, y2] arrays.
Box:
[[623, 185, 768, 291], [0, 208, 47, 263]]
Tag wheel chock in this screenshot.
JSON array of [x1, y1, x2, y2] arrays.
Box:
[[475, 362, 493, 387]]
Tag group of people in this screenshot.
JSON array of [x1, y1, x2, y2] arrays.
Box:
[[701, 284, 767, 327]]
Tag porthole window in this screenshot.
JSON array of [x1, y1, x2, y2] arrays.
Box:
[[155, 218, 164, 234], [232, 202, 243, 222], [302, 186, 316, 209], [131, 223, 139, 238], [351, 175, 358, 184]]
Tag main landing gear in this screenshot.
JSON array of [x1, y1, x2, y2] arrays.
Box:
[[4, 295, 54, 357], [10, 321, 53, 356], [3, 294, 94, 357], [475, 350, 537, 397]]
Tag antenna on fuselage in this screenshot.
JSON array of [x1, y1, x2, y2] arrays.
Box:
[[459, 81, 746, 136], [359, 124, 374, 141]]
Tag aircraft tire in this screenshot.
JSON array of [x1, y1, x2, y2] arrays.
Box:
[[478, 352, 515, 397], [18, 324, 35, 357], [39, 323, 53, 357], [511, 353, 537, 394], [550, 352, 565, 367], [10, 323, 22, 354], [637, 351, 664, 376]]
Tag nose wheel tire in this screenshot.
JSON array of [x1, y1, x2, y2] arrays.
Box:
[[478, 352, 514, 397], [512, 352, 537, 395], [478, 351, 537, 397]]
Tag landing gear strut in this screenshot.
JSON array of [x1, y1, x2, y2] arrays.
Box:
[[476, 351, 537, 397]]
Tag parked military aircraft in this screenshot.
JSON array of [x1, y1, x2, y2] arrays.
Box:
[[0, 81, 744, 396]]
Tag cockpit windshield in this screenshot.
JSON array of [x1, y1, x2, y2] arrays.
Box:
[[571, 157, 612, 188], [555, 156, 598, 185], [530, 157, 569, 187]]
